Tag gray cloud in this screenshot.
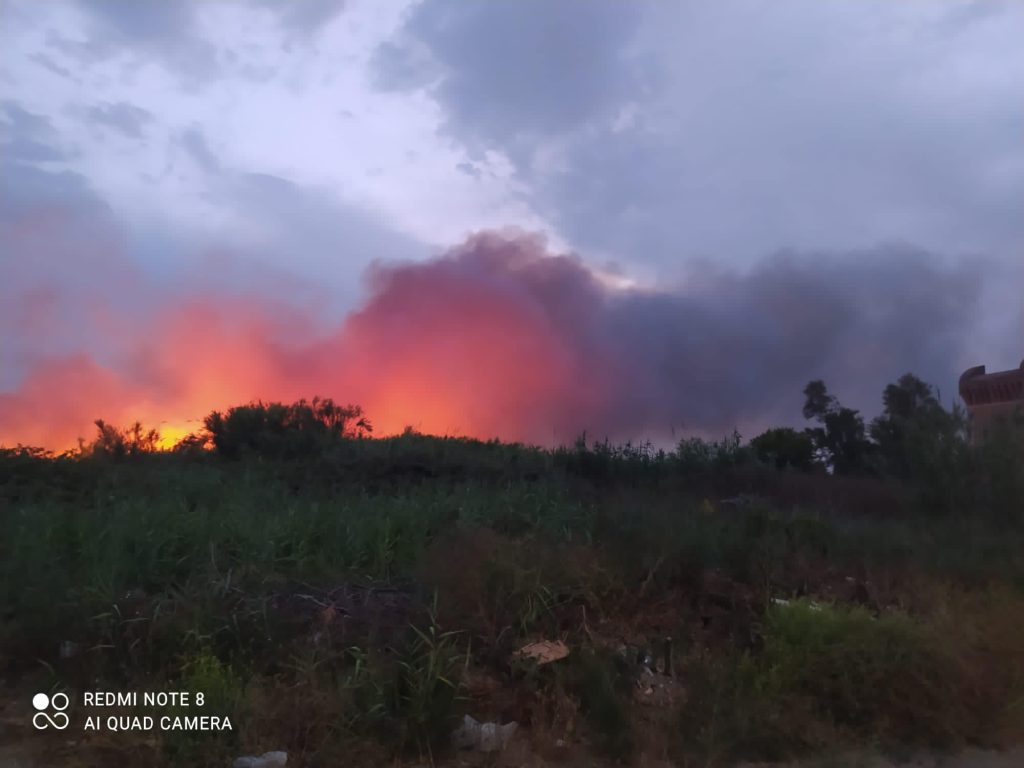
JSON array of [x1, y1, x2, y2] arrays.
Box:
[[374, 0, 651, 155], [376, 1, 1024, 273], [61, 0, 216, 79], [28, 52, 77, 80], [259, 0, 348, 37], [178, 126, 221, 174], [218, 171, 427, 307], [0, 102, 68, 163], [79, 101, 154, 139], [75, 0, 193, 43], [35, 0, 351, 89], [69, 0, 348, 54]]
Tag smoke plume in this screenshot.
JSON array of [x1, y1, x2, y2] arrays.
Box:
[[0, 229, 992, 450]]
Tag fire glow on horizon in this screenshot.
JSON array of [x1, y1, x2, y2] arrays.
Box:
[[0, 231, 986, 452], [0, 233, 618, 451]]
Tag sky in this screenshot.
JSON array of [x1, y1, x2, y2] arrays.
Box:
[[1, 0, 1022, 449]]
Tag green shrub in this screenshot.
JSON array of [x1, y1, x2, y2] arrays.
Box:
[[761, 600, 961, 745]]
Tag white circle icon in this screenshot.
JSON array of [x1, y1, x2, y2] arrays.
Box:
[[31, 692, 69, 730]]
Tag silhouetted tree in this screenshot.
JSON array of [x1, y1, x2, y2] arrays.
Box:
[[91, 420, 159, 458], [802, 380, 837, 422], [204, 397, 371, 458], [869, 373, 958, 478], [171, 431, 212, 454], [802, 380, 873, 474], [750, 427, 817, 470]]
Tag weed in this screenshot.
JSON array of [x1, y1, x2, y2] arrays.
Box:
[[160, 651, 244, 766], [761, 600, 961, 745], [391, 610, 468, 754]]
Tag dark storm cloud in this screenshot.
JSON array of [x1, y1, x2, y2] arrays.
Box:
[[374, 0, 651, 155]]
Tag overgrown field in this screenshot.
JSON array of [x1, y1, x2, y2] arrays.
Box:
[[2, 383, 1023, 766]]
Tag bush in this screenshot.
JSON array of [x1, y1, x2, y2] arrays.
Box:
[[680, 601, 968, 763], [91, 419, 160, 457], [750, 427, 817, 470], [204, 398, 371, 458], [760, 600, 962, 746]]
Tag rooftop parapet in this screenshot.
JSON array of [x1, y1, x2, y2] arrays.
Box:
[[959, 359, 1024, 444], [959, 359, 1024, 407]]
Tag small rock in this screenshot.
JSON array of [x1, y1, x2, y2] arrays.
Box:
[[233, 751, 287, 768]]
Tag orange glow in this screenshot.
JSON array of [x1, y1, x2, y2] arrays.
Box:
[[0, 234, 619, 451], [154, 422, 202, 450]]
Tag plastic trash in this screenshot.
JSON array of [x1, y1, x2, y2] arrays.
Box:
[[452, 715, 518, 752], [233, 751, 287, 768]]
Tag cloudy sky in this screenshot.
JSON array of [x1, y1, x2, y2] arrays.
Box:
[[1, 0, 1022, 447]]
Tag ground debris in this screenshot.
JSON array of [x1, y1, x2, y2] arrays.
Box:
[[452, 715, 519, 752], [233, 750, 287, 768], [513, 639, 569, 665]]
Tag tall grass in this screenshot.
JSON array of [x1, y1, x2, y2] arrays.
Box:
[[1, 422, 1022, 765]]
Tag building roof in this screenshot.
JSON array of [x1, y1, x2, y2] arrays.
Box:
[[959, 360, 1024, 407]]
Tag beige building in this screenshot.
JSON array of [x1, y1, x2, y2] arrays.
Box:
[[959, 359, 1024, 442]]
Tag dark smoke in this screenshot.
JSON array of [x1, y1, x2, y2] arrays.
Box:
[[0, 229, 996, 448]]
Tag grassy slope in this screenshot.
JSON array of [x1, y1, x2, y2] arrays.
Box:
[[1, 433, 1023, 766]]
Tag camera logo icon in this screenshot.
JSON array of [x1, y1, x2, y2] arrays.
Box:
[[32, 692, 70, 730]]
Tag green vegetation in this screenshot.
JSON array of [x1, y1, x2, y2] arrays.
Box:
[[1, 374, 1022, 766]]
